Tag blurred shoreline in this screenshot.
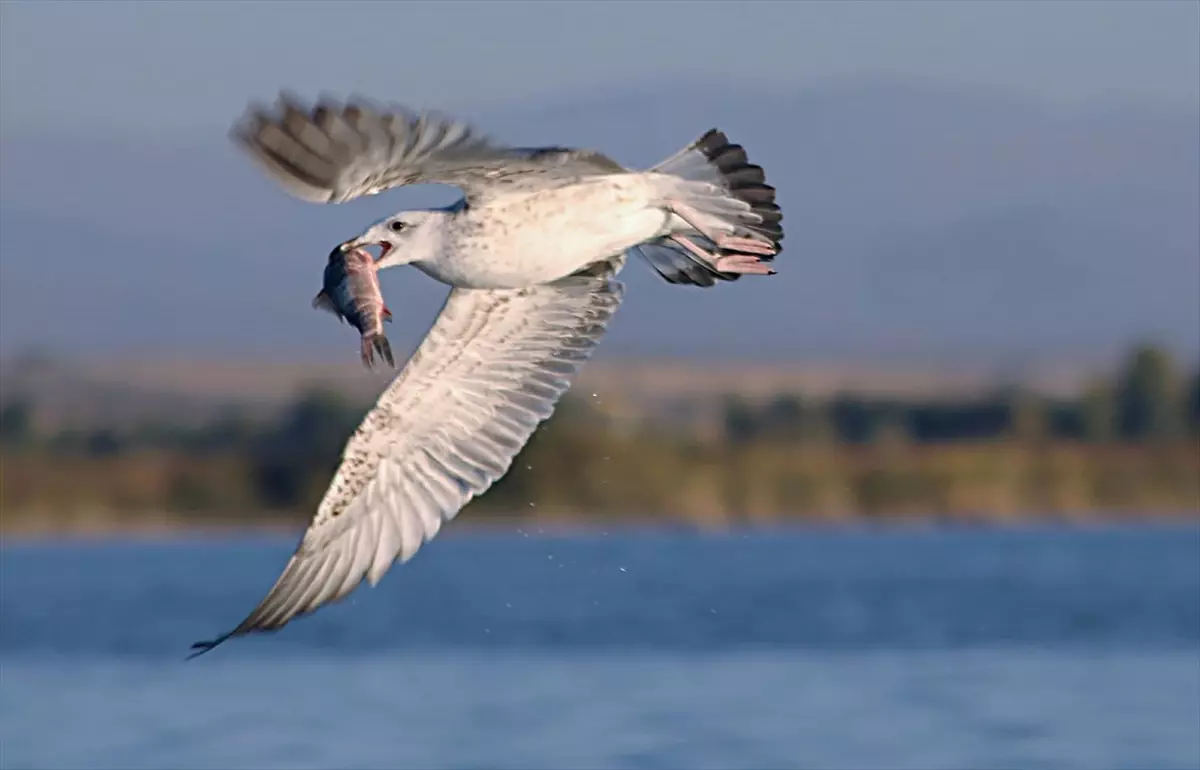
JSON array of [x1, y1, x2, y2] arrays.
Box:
[[3, 509, 1196, 543], [5, 440, 1195, 539], [3, 343, 1197, 538]]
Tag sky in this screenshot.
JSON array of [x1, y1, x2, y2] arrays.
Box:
[[0, 0, 1197, 367], [1, 0, 1197, 138]]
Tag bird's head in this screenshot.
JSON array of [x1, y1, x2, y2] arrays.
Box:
[[340, 211, 441, 267]]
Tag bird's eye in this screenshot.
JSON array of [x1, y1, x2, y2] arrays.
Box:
[[389, 221, 406, 233]]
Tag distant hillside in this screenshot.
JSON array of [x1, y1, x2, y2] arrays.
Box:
[[1, 80, 1197, 364], [0, 352, 1105, 433]]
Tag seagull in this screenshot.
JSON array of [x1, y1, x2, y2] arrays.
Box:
[[189, 93, 785, 657]]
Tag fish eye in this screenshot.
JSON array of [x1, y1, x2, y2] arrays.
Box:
[[389, 220, 406, 233]]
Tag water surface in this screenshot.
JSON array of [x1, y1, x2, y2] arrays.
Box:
[[2, 524, 1197, 769]]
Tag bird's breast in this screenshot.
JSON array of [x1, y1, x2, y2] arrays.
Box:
[[419, 181, 662, 289]]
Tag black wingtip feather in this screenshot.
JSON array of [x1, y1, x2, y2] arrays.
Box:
[[186, 632, 232, 660], [722, 166, 767, 187], [691, 129, 784, 249], [696, 129, 728, 156]]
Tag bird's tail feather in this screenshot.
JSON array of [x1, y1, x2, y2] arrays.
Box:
[[643, 129, 784, 287]]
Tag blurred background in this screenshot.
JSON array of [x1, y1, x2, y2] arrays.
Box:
[[1, 1, 1197, 768]]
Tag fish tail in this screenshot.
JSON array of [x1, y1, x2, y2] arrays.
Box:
[[373, 333, 395, 368], [360, 331, 395, 370], [359, 335, 375, 369]]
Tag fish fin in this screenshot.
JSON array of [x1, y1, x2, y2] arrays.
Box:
[[360, 337, 374, 369], [375, 334, 395, 368], [312, 290, 340, 319], [361, 332, 395, 370]]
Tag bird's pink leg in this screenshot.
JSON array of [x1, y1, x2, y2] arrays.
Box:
[[712, 234, 777, 255], [667, 233, 715, 262], [712, 253, 776, 275], [668, 235, 776, 276], [667, 200, 779, 258]]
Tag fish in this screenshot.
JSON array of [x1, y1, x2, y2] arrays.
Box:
[[312, 245, 395, 369]]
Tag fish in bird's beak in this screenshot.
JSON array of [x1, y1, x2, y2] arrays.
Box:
[[339, 237, 393, 262], [314, 245, 395, 369]]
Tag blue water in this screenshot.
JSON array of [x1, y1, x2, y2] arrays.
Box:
[[1, 524, 1198, 769]]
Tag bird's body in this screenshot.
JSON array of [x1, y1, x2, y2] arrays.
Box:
[[189, 93, 787, 657], [414, 174, 674, 289]]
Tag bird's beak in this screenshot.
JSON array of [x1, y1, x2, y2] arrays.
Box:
[[338, 237, 392, 262]]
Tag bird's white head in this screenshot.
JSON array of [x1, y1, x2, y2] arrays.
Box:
[[340, 210, 446, 269]]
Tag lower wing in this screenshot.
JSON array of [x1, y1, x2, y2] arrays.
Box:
[[190, 257, 626, 656]]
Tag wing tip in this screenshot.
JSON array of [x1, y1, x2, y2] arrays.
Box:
[[185, 631, 233, 660]]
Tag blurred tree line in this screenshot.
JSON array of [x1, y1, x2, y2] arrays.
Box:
[[1, 343, 1197, 528], [723, 344, 1200, 446]]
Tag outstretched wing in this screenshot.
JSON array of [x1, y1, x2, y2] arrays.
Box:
[[231, 93, 626, 204], [190, 258, 626, 656]]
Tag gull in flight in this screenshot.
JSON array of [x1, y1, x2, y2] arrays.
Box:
[[190, 93, 785, 656]]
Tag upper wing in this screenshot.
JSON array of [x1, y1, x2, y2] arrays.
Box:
[[190, 258, 626, 656], [231, 93, 626, 204]]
